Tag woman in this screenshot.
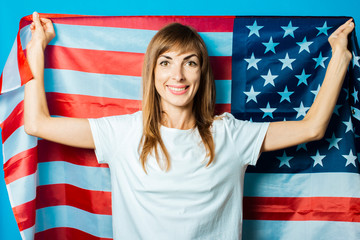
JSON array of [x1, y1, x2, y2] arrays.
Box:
[[25, 12, 354, 239]]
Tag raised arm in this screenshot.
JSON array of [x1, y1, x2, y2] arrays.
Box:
[[261, 19, 354, 152], [24, 12, 95, 149]]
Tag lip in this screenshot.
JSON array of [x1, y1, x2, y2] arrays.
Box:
[[167, 85, 189, 95]]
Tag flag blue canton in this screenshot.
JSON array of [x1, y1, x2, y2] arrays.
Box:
[[231, 17, 360, 174]]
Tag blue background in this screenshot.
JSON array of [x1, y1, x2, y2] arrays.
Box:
[[1, 0, 360, 239]]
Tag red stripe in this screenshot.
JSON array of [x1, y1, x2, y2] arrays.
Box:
[[0, 95, 228, 147], [35, 227, 112, 240], [20, 13, 87, 29], [47, 92, 229, 117], [1, 101, 24, 143], [215, 103, 231, 115], [17, 30, 33, 86], [38, 140, 108, 168], [12, 199, 36, 231], [21, 14, 234, 32], [45, 46, 231, 80], [211, 56, 232, 80], [45, 46, 144, 77], [243, 196, 360, 222], [3, 147, 37, 185], [36, 184, 111, 215], [47, 92, 141, 118]]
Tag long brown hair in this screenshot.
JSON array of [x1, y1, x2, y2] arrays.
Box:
[[140, 23, 216, 172]]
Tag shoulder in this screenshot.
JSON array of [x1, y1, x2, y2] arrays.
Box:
[[91, 111, 142, 123], [213, 112, 246, 128], [213, 112, 268, 132], [88, 111, 143, 131]]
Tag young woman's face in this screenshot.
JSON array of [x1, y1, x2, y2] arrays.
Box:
[[154, 50, 201, 111]]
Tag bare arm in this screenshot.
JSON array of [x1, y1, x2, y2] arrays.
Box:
[[24, 12, 95, 149], [261, 19, 354, 152]]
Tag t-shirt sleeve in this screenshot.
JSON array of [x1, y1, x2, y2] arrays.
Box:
[[88, 117, 116, 164], [223, 113, 269, 166], [88, 113, 139, 164]]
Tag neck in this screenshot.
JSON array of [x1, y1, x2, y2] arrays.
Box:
[[161, 105, 196, 130]]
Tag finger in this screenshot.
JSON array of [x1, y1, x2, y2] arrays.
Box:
[[342, 20, 355, 35], [32, 12, 42, 28], [30, 22, 35, 31], [332, 19, 353, 36], [40, 18, 55, 30]]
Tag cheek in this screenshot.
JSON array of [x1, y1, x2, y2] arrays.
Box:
[[154, 72, 165, 95]]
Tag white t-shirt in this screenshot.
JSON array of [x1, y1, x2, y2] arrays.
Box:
[[89, 111, 269, 240]]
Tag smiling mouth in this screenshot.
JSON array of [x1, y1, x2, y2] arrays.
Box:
[[167, 86, 189, 92], [166, 85, 190, 95]]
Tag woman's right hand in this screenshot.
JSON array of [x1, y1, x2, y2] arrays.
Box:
[[24, 12, 95, 149], [26, 12, 55, 52]]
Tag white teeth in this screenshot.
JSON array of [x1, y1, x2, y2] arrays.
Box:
[[168, 86, 186, 91]]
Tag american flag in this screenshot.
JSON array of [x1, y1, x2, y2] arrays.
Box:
[[0, 14, 359, 240]]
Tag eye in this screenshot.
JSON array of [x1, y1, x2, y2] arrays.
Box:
[[159, 60, 170, 66], [186, 61, 198, 67]]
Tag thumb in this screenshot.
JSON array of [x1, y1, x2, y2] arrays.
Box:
[[32, 12, 42, 28]]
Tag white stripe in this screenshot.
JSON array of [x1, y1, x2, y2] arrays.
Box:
[[200, 32, 233, 57], [19, 25, 32, 52], [2, 38, 22, 94], [3, 126, 37, 163], [244, 172, 360, 198], [35, 205, 113, 238], [43, 69, 231, 104], [0, 85, 24, 123], [20, 23, 232, 56], [38, 161, 111, 192], [215, 80, 231, 104], [20, 225, 35, 240], [243, 220, 360, 240], [44, 69, 142, 100], [7, 172, 37, 207]]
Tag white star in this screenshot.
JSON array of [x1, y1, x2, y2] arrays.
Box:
[[316, 21, 332, 36], [261, 69, 278, 87], [313, 52, 329, 69], [281, 21, 298, 38], [244, 86, 261, 103], [311, 84, 321, 98], [351, 106, 360, 122], [277, 151, 293, 168], [295, 69, 311, 86], [296, 37, 313, 53], [260, 102, 277, 119], [343, 88, 349, 100], [311, 150, 326, 167], [279, 53, 296, 70], [246, 20, 264, 37], [278, 86, 294, 103], [326, 133, 342, 150], [245, 53, 262, 70], [342, 117, 354, 133], [352, 52, 360, 68], [352, 87, 359, 103], [296, 143, 307, 151], [333, 105, 342, 116], [342, 149, 357, 167], [293, 102, 309, 119], [262, 37, 279, 54]]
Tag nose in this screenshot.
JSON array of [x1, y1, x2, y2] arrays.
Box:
[[171, 64, 184, 81]]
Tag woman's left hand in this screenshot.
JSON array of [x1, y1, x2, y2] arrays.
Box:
[[328, 19, 354, 60]]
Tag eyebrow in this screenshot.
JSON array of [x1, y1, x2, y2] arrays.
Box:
[[158, 53, 198, 61]]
